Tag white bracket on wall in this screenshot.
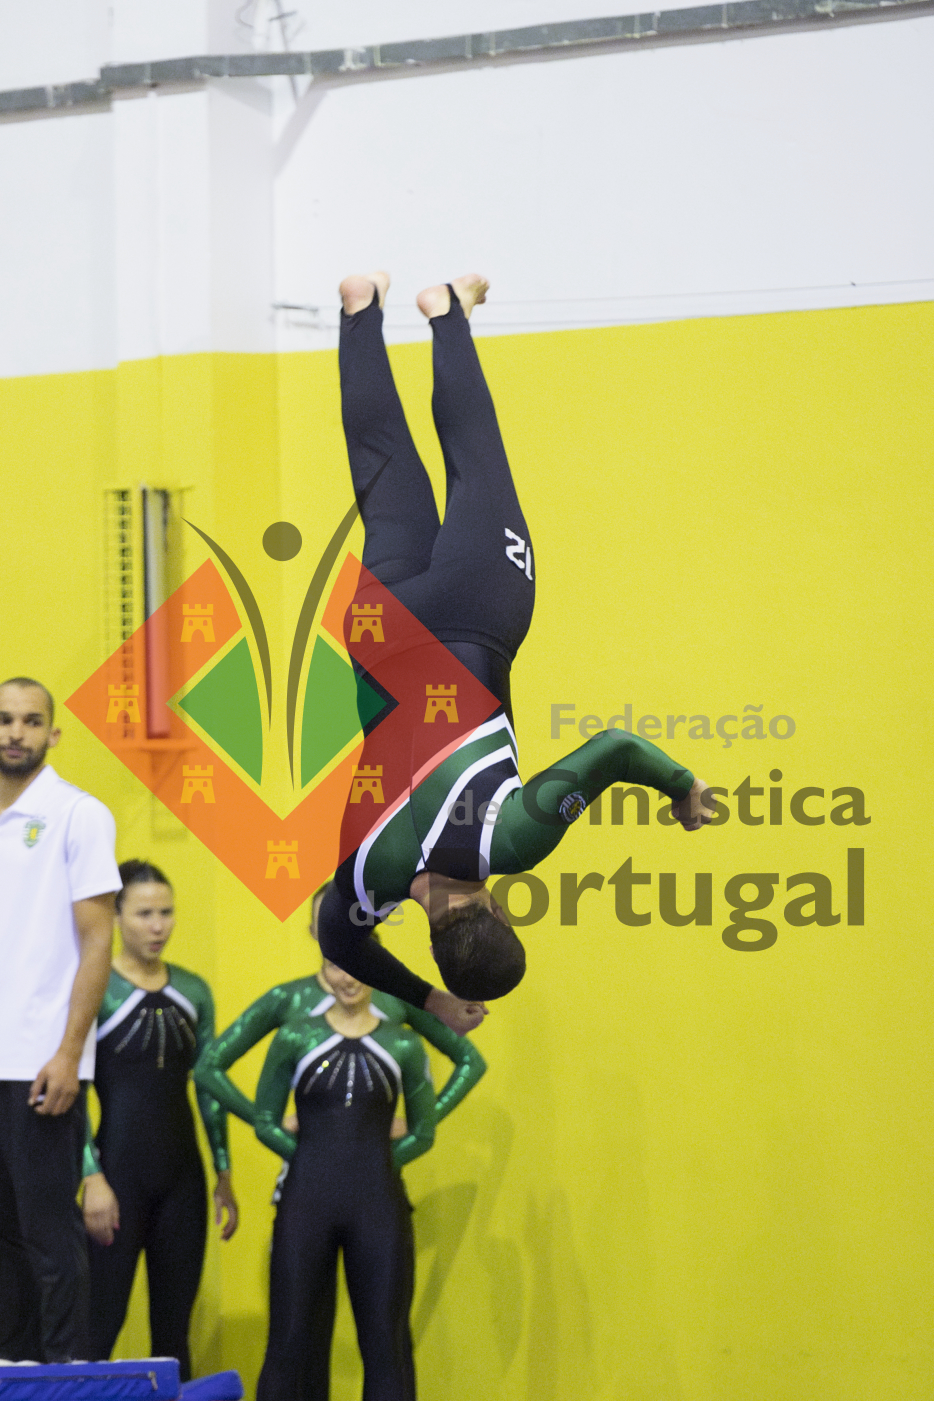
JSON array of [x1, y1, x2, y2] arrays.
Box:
[[271, 302, 327, 330]]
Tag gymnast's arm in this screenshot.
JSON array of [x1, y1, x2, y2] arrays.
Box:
[[183, 972, 231, 1173], [193, 984, 292, 1127], [401, 1004, 486, 1123], [491, 727, 703, 872], [82, 1098, 102, 1179], [253, 1028, 301, 1162], [391, 1032, 437, 1169], [80, 1090, 121, 1246], [317, 882, 433, 1009], [185, 970, 238, 1237]]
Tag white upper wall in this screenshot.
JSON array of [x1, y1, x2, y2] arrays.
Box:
[[112, 0, 209, 65], [112, 83, 273, 365], [0, 5, 931, 375], [0, 110, 114, 378], [274, 17, 934, 349], [0, 0, 108, 90]]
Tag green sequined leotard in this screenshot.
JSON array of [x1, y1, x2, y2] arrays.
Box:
[[194, 974, 485, 1130], [253, 1011, 435, 1167]]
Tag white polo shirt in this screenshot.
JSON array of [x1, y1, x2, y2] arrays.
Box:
[[0, 764, 121, 1080]]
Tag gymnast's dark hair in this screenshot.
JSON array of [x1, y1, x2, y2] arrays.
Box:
[[430, 903, 526, 1002], [116, 859, 172, 912]]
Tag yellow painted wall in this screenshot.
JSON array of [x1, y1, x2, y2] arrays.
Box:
[[1, 300, 931, 1399]]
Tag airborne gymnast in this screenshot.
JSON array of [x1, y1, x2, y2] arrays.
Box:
[[317, 273, 712, 1034]]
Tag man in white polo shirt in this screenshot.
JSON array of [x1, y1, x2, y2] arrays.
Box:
[[0, 677, 120, 1363]]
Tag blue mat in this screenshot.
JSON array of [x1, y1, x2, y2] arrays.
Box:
[[179, 1374, 242, 1401], [0, 1361, 179, 1399], [0, 1362, 242, 1401]]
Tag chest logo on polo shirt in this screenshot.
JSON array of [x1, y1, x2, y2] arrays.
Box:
[[23, 818, 46, 848]]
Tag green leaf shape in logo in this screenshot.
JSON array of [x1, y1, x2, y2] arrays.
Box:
[[179, 637, 263, 783], [300, 636, 388, 789]]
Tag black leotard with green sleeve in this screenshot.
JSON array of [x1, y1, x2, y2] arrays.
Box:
[[83, 964, 228, 1379], [84, 965, 228, 1176], [194, 975, 484, 1129]]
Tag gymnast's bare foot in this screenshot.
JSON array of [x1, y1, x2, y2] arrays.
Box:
[[416, 274, 489, 320], [339, 271, 390, 315]]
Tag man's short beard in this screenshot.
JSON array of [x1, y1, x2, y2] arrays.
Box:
[[0, 744, 47, 778]]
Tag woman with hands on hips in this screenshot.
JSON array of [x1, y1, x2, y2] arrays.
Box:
[[195, 881, 486, 1136], [252, 958, 442, 1401]]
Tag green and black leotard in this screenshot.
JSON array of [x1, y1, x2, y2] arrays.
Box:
[[84, 965, 228, 1379], [320, 721, 695, 1007], [253, 1012, 437, 1401], [195, 974, 485, 1128]]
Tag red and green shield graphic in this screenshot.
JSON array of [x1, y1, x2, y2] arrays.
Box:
[[67, 542, 500, 919]]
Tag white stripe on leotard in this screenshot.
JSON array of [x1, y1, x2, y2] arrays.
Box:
[[352, 713, 519, 917], [411, 744, 517, 873], [97, 987, 145, 1041], [307, 992, 386, 1020], [292, 1033, 344, 1088], [479, 774, 523, 874], [162, 983, 197, 1022], [359, 1035, 402, 1094]]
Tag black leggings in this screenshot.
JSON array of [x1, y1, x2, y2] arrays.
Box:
[[257, 1159, 415, 1401], [339, 291, 535, 714], [88, 1160, 207, 1380]]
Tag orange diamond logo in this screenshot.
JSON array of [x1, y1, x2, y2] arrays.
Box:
[[67, 541, 500, 920]]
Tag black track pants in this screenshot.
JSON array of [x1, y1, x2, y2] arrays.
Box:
[[0, 1081, 89, 1363]]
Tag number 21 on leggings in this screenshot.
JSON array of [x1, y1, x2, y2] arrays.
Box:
[[504, 528, 533, 580]]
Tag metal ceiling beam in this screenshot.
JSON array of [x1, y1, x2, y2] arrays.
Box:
[[1, 0, 932, 117]]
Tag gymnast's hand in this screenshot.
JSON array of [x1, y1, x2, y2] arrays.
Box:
[[214, 1170, 239, 1241], [671, 777, 715, 832], [83, 1173, 120, 1246], [424, 988, 488, 1034]]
